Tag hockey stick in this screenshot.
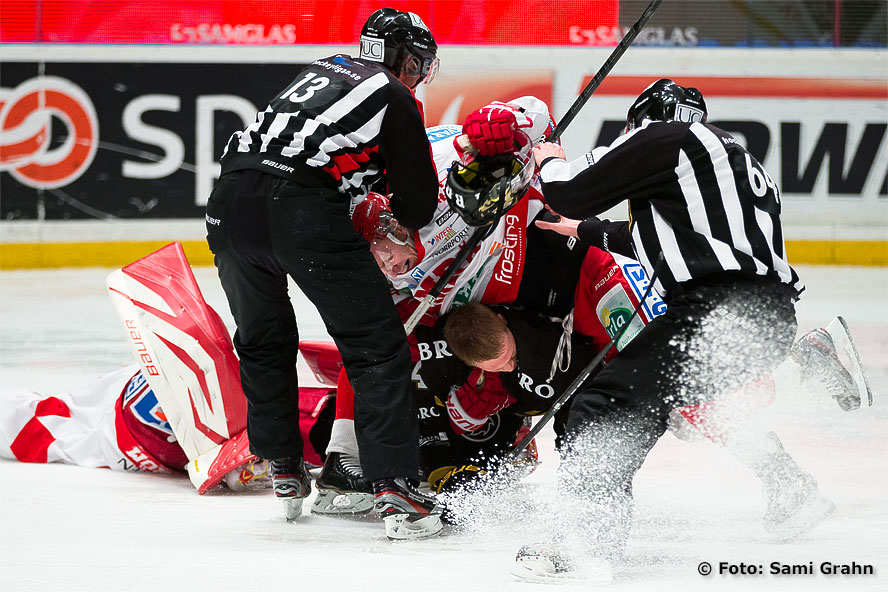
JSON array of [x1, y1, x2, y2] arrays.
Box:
[[507, 255, 664, 459], [547, 0, 665, 143], [407, 0, 664, 333]]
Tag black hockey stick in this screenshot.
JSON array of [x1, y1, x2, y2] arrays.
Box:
[[507, 255, 664, 459], [547, 0, 665, 143], [407, 0, 664, 333]]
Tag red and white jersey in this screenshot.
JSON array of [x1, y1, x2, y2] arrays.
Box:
[[0, 365, 180, 473], [389, 96, 554, 316]]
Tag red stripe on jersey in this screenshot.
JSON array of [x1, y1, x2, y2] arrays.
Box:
[[324, 145, 380, 181], [9, 397, 72, 463]]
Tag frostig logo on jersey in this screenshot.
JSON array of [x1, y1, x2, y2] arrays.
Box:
[[0, 77, 99, 189], [492, 214, 522, 286]]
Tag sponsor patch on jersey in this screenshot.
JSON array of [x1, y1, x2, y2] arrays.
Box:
[[429, 226, 457, 247], [122, 372, 175, 438], [410, 266, 426, 283], [623, 262, 667, 320], [426, 125, 462, 143], [435, 209, 456, 227], [332, 56, 354, 67]]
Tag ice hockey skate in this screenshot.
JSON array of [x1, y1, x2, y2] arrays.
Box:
[[373, 477, 444, 541], [761, 470, 835, 542], [222, 458, 273, 491], [270, 457, 312, 522], [792, 316, 872, 411], [511, 543, 613, 585], [311, 452, 375, 516]]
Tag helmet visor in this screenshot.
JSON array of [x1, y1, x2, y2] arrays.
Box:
[[421, 56, 440, 85]]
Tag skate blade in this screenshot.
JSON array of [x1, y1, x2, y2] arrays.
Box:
[[310, 489, 375, 515], [281, 497, 305, 522], [383, 514, 443, 541], [826, 316, 873, 407], [511, 557, 613, 586], [766, 494, 836, 542]]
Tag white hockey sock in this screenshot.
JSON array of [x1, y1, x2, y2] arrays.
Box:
[[325, 419, 361, 461]]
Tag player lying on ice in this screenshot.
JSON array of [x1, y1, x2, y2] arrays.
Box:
[[0, 242, 337, 495]]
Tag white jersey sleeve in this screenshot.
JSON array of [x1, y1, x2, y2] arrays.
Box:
[[0, 365, 173, 473]]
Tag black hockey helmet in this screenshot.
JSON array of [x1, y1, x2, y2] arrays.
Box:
[[444, 132, 534, 227], [626, 79, 708, 131], [359, 8, 439, 86]]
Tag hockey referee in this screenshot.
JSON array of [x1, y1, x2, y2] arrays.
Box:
[[205, 8, 443, 535], [526, 80, 804, 567]]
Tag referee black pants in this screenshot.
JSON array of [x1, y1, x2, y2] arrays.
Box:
[[206, 170, 418, 482], [559, 275, 798, 557]]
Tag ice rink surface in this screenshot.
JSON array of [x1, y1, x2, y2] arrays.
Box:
[[1, 264, 886, 592]]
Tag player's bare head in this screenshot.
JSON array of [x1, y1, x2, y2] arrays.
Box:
[[369, 224, 418, 278], [359, 8, 439, 89], [444, 303, 517, 372], [626, 79, 707, 132]]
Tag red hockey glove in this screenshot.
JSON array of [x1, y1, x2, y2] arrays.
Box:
[[352, 192, 392, 242], [462, 105, 521, 157], [446, 368, 516, 433]]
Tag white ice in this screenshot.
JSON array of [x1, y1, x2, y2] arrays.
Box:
[[1, 264, 886, 592]]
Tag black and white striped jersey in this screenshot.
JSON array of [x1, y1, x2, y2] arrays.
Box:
[[538, 120, 804, 300], [220, 54, 438, 230]]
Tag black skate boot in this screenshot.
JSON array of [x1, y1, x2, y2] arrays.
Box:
[[372, 477, 444, 541], [311, 452, 375, 516], [270, 457, 312, 522]]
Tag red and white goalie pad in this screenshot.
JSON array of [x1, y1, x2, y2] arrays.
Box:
[[106, 242, 247, 461]]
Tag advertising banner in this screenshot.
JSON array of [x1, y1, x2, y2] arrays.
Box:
[[0, 60, 554, 220]]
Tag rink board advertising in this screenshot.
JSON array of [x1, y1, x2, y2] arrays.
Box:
[[1, 61, 884, 226]]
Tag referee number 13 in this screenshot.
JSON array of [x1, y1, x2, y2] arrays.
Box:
[[280, 72, 330, 103]]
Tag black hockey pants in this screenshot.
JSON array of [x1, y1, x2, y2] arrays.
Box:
[[206, 170, 419, 481], [559, 274, 798, 557]]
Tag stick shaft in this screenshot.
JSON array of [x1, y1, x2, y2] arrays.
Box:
[[508, 255, 663, 458], [548, 0, 665, 143]]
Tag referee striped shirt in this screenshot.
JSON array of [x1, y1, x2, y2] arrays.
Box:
[[538, 120, 804, 300], [220, 54, 438, 230]]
